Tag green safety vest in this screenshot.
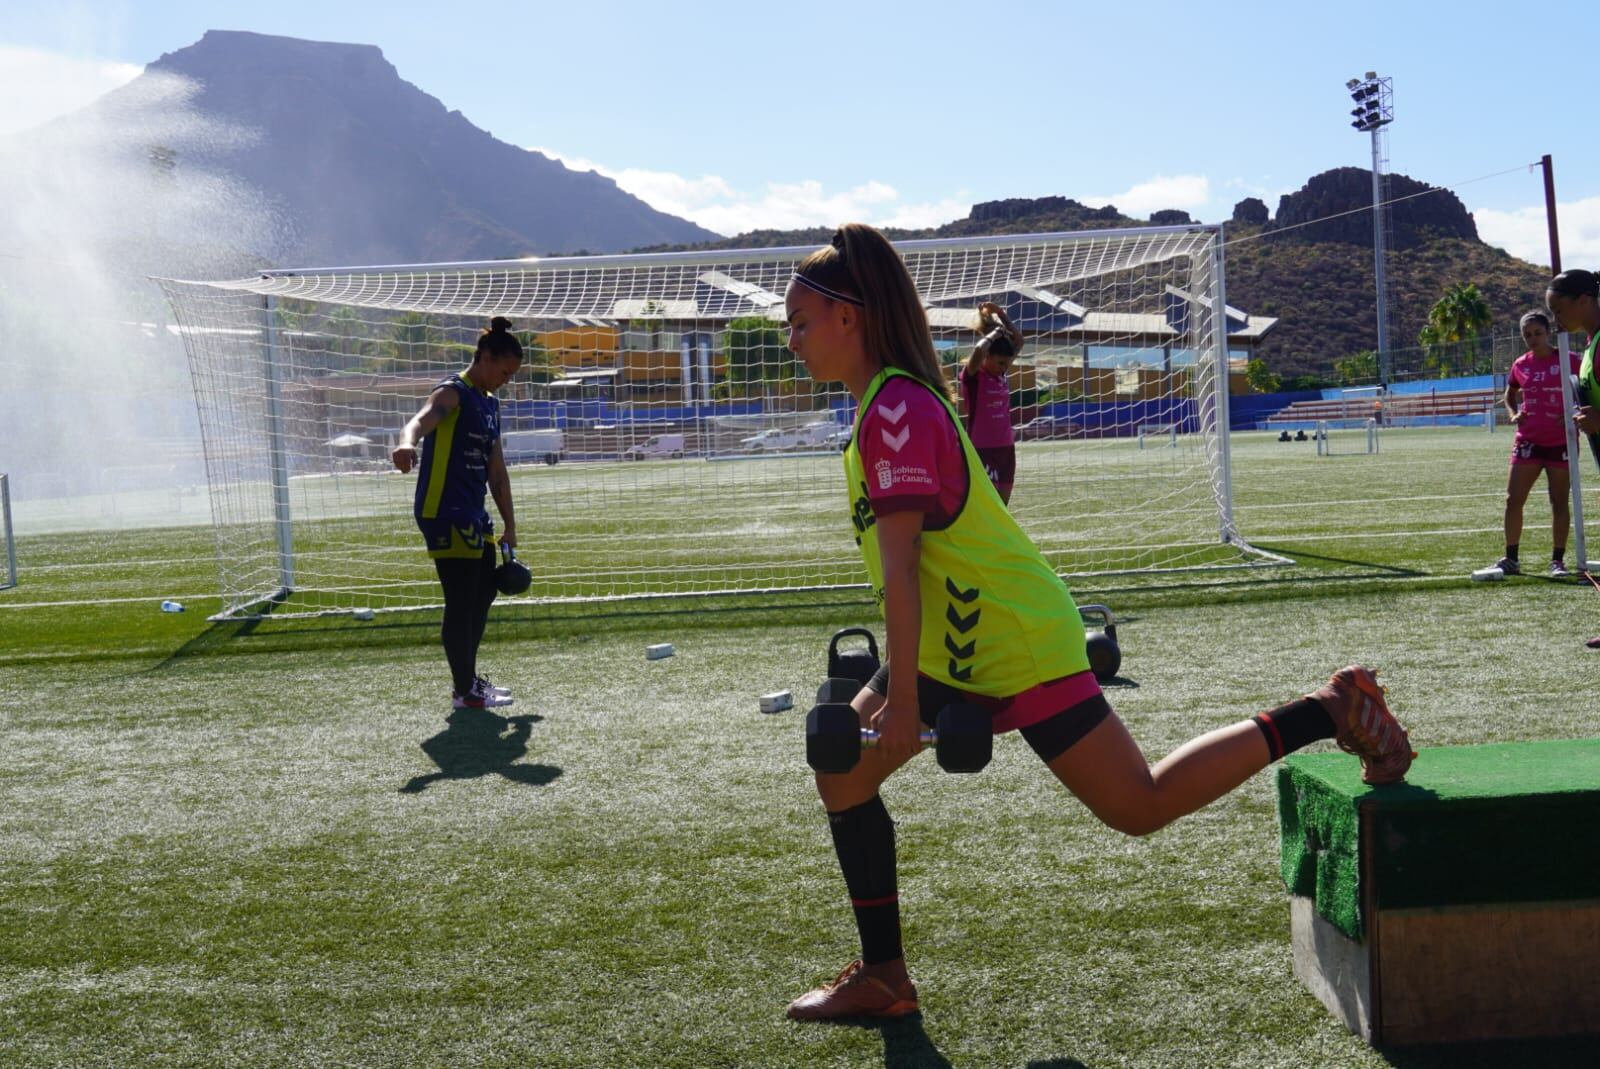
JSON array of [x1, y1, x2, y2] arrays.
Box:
[[1580, 334, 1600, 409], [843, 367, 1088, 696], [1580, 335, 1600, 467]]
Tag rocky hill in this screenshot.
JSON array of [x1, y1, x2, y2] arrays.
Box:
[[1226, 169, 1547, 377]]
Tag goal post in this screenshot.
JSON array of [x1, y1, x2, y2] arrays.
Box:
[[1315, 419, 1380, 456], [0, 473, 15, 591], [161, 225, 1286, 618], [1136, 423, 1178, 449]]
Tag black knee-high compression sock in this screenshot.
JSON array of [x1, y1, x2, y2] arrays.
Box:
[[1252, 698, 1336, 762], [434, 557, 480, 695], [826, 795, 902, 965], [468, 543, 498, 671]]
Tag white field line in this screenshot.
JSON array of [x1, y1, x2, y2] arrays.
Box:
[[0, 593, 220, 610]]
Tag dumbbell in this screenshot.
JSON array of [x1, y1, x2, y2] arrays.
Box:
[[816, 676, 862, 705], [827, 627, 881, 687], [806, 699, 992, 774], [1079, 603, 1121, 682]]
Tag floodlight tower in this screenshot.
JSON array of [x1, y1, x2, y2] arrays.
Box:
[[1347, 72, 1394, 387]]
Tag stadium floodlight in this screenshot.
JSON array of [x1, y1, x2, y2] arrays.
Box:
[[1347, 71, 1395, 386], [160, 225, 1288, 619]]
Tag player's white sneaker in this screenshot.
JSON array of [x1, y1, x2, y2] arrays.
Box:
[[475, 675, 513, 699], [452, 678, 514, 709]]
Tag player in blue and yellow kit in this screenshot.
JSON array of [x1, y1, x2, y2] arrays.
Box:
[[781, 225, 1416, 1021], [391, 317, 523, 711]]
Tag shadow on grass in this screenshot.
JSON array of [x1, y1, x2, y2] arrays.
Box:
[[813, 1013, 955, 1069], [1081, 545, 1429, 609], [1250, 546, 1427, 578], [140, 591, 881, 663], [1379, 1035, 1600, 1068], [399, 708, 561, 793], [143, 593, 289, 673]]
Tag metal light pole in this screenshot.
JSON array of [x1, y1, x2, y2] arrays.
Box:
[[1347, 73, 1394, 387]]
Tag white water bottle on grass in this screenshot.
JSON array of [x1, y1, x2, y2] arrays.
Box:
[[160, 600, 184, 613]]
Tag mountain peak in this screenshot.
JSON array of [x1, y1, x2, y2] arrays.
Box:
[[120, 30, 719, 265], [152, 29, 393, 76]]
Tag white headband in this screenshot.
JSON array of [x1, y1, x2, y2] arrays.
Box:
[[790, 272, 864, 306]]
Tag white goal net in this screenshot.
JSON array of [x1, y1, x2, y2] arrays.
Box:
[[160, 226, 1282, 618]]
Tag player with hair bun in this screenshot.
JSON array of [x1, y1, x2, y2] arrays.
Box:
[[392, 316, 524, 711], [960, 301, 1024, 503], [781, 222, 1415, 1022], [1487, 311, 1580, 578]]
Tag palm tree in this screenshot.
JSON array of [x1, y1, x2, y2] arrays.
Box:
[[367, 310, 439, 374], [1419, 283, 1493, 377]]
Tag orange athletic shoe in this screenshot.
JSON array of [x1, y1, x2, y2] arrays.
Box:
[[1309, 665, 1415, 785], [786, 959, 919, 1021]]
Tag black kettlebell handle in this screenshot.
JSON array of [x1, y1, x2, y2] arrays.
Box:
[[1078, 603, 1117, 641], [829, 627, 880, 663]]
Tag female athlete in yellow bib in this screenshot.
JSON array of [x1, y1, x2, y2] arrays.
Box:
[[782, 224, 1416, 1022]]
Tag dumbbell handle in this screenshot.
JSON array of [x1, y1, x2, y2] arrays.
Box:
[[861, 728, 937, 748]]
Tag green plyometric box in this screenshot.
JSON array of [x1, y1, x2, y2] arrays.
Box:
[[1277, 740, 1600, 1046]]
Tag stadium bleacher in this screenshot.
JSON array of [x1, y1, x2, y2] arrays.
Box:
[[1261, 388, 1497, 430]]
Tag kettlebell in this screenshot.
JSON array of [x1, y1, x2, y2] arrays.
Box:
[[495, 543, 533, 596], [827, 627, 881, 687], [1079, 603, 1121, 682]]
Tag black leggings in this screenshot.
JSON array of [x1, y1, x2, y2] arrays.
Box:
[[433, 543, 498, 694]]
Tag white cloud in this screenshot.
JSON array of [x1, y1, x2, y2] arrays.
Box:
[[0, 45, 143, 137], [1475, 197, 1600, 270], [529, 145, 968, 236], [1080, 174, 1211, 217]]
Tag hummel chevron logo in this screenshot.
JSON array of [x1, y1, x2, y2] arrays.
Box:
[[880, 426, 910, 452], [945, 605, 980, 633], [947, 660, 973, 682], [944, 578, 979, 603], [944, 635, 975, 660], [876, 400, 907, 424]]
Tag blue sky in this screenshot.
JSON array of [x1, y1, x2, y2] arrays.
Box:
[[5, 0, 1597, 265]]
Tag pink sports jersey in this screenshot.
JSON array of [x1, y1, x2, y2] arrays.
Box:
[[857, 377, 968, 529], [959, 368, 1016, 448], [1510, 348, 1581, 447]]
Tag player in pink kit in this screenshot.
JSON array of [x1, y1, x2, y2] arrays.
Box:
[[959, 301, 1024, 504], [1490, 311, 1581, 578]]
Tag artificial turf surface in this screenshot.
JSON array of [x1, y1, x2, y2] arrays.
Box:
[[3, 425, 1600, 1067]]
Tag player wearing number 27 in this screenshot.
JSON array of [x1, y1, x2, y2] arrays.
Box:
[[781, 224, 1416, 1021], [1487, 312, 1581, 579]]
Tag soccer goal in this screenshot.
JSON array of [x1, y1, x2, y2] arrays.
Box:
[[0, 473, 15, 591], [1136, 422, 1178, 449], [1315, 419, 1380, 456], [160, 225, 1286, 618]]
